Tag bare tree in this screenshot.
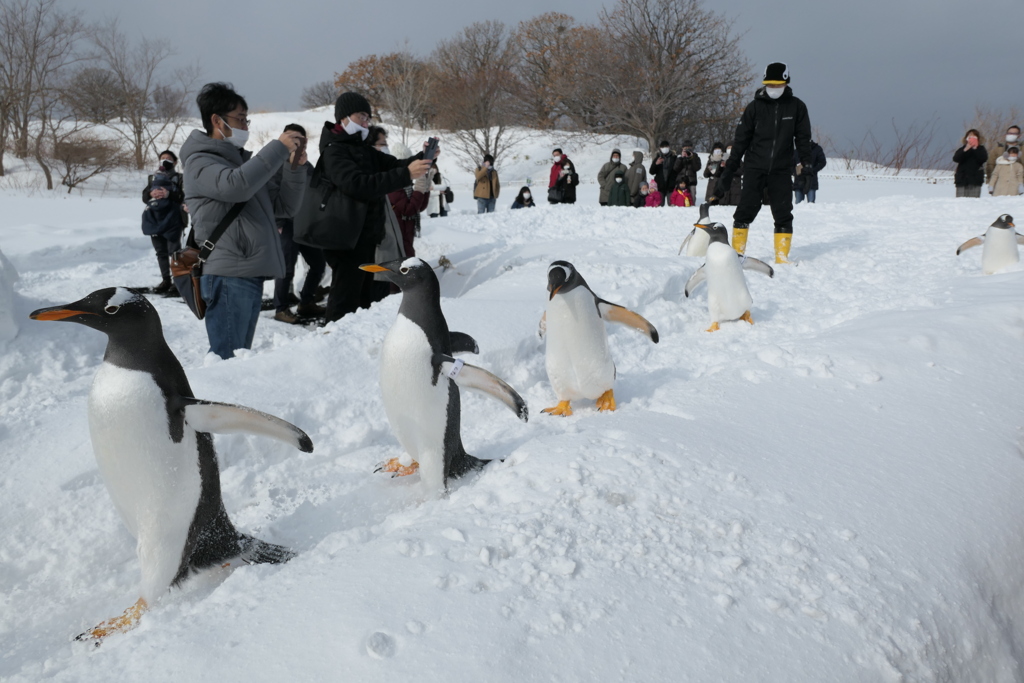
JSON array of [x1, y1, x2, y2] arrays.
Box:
[[52, 132, 130, 192], [966, 103, 1023, 150], [300, 79, 337, 110], [845, 116, 947, 174], [377, 50, 432, 146], [429, 21, 525, 169], [511, 13, 582, 129], [63, 66, 124, 123], [91, 21, 198, 170]]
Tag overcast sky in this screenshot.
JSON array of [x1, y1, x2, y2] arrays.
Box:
[[71, 0, 1018, 153]]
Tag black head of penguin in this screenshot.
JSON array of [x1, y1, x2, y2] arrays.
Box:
[[547, 260, 589, 300], [698, 222, 730, 245], [360, 257, 450, 352], [695, 202, 711, 227], [992, 214, 1015, 229]]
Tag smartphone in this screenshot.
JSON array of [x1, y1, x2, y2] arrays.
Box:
[[423, 137, 439, 162], [290, 136, 307, 170]]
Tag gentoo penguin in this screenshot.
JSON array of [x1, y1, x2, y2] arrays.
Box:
[[359, 257, 528, 493], [679, 203, 713, 257], [957, 214, 1024, 274], [29, 288, 313, 642], [685, 223, 774, 332], [541, 261, 659, 417]]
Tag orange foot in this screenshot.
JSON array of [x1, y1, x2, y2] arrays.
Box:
[[596, 389, 616, 412], [76, 597, 148, 644], [740, 311, 754, 325], [541, 401, 573, 417], [706, 321, 721, 332], [375, 458, 420, 477]]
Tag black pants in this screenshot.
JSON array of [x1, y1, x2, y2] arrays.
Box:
[[274, 223, 326, 312], [733, 169, 793, 234], [151, 233, 181, 280], [323, 227, 382, 323]]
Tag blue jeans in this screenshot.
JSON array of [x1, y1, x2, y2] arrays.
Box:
[[794, 189, 816, 204], [476, 197, 496, 213], [201, 274, 263, 359]]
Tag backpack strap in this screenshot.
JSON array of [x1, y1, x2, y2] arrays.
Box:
[[197, 202, 246, 263]]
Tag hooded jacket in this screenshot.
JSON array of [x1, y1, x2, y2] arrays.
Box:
[[791, 142, 827, 192], [626, 151, 647, 199], [953, 133, 989, 188], [989, 155, 1023, 196], [607, 170, 631, 206], [597, 148, 627, 204], [724, 86, 812, 178], [986, 139, 1024, 182], [180, 129, 305, 279]]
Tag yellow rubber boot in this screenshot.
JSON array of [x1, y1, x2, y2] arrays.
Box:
[[732, 227, 748, 255], [774, 233, 791, 264]]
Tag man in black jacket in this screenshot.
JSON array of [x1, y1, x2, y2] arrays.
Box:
[[649, 140, 677, 206], [712, 62, 812, 264], [675, 139, 703, 198], [314, 92, 432, 322]]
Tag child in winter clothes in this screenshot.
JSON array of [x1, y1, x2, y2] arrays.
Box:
[[643, 180, 662, 207], [668, 179, 695, 207], [511, 186, 535, 209], [989, 147, 1024, 197], [607, 170, 631, 206]]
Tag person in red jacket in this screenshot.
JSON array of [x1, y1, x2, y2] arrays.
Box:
[[667, 178, 695, 207], [549, 147, 570, 204]]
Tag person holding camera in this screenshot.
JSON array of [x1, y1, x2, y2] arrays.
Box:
[[674, 140, 703, 198], [474, 154, 500, 213], [649, 141, 678, 207], [141, 150, 186, 293], [180, 82, 307, 359]]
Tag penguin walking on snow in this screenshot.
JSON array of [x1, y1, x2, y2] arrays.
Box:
[[957, 214, 1024, 274], [541, 261, 659, 417], [359, 258, 528, 494], [30, 288, 313, 643], [685, 223, 774, 332], [678, 203, 713, 257]]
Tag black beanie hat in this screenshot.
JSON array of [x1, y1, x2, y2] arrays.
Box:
[[763, 62, 790, 84], [334, 92, 372, 122], [483, 154, 494, 164]]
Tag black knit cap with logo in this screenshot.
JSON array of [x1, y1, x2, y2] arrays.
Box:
[[334, 92, 372, 122], [762, 62, 790, 84]]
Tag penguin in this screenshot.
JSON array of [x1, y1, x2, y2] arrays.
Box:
[[685, 223, 774, 332], [678, 203, 713, 257], [541, 261, 659, 417], [956, 214, 1024, 274], [358, 258, 528, 493], [29, 288, 313, 643]]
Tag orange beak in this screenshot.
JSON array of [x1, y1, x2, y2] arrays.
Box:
[[359, 264, 389, 273], [549, 285, 562, 300], [30, 309, 94, 321]]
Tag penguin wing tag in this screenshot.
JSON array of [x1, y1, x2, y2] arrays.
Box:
[[437, 355, 529, 422], [597, 301, 659, 343], [183, 400, 314, 452], [741, 257, 775, 278], [684, 266, 707, 297], [449, 331, 480, 355], [956, 236, 984, 254], [678, 230, 694, 255]]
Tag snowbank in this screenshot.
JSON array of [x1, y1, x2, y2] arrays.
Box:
[[0, 246, 19, 341]]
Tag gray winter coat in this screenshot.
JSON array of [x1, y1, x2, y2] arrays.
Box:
[[597, 148, 627, 204], [180, 129, 306, 279], [626, 151, 646, 200]]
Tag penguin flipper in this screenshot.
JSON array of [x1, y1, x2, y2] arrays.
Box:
[[741, 256, 775, 278], [678, 230, 694, 255], [449, 331, 480, 354], [684, 266, 707, 297], [1016, 232, 1024, 245], [182, 400, 314, 452], [538, 312, 546, 339], [436, 354, 529, 422], [957, 236, 984, 254], [597, 301, 659, 343]]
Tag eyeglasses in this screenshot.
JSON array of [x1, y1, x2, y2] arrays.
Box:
[[350, 112, 372, 125], [222, 113, 251, 128]]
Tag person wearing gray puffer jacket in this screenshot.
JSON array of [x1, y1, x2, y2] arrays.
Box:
[[626, 151, 647, 203], [597, 148, 627, 205], [181, 82, 306, 359]]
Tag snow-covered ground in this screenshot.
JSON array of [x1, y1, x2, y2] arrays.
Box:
[[2, 124, 1024, 681]]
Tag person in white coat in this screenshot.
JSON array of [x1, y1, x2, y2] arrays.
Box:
[[427, 160, 450, 218]]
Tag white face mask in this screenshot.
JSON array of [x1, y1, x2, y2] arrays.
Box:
[[225, 125, 249, 148], [615, 177, 623, 183], [612, 156, 620, 163], [553, 155, 562, 163], [765, 86, 785, 99], [1010, 156, 1019, 162], [1008, 134, 1019, 143], [379, 146, 390, 155], [342, 118, 369, 140], [660, 147, 670, 154], [523, 192, 531, 200], [712, 149, 722, 156]]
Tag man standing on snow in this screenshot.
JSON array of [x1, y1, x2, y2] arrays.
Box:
[[597, 148, 626, 206], [711, 62, 812, 264]]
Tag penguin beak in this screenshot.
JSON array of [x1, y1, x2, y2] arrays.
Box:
[[359, 264, 389, 273], [549, 286, 562, 300], [29, 306, 96, 321]]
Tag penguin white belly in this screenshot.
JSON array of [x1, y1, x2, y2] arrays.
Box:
[[88, 363, 201, 600], [982, 227, 1020, 274], [705, 243, 753, 322], [685, 228, 710, 257], [380, 315, 450, 491], [545, 287, 615, 400]]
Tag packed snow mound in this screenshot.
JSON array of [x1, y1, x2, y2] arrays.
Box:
[[1, 182, 1023, 682], [0, 246, 19, 341]]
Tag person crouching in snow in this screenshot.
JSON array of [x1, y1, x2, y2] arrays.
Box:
[[668, 178, 695, 207], [511, 186, 535, 209], [607, 170, 631, 206], [642, 180, 663, 207], [989, 147, 1024, 196]]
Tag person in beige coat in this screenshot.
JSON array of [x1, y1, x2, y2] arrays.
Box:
[[989, 147, 1024, 196], [986, 125, 1023, 182], [474, 154, 500, 213]]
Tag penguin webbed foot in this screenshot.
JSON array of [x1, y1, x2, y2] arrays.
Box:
[[541, 401, 573, 417], [596, 389, 616, 412], [706, 322, 721, 332], [75, 597, 148, 644], [375, 458, 420, 477], [740, 311, 754, 325]]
